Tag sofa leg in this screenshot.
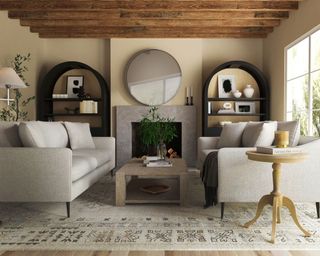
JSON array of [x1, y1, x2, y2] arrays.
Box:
[[221, 202, 225, 220], [66, 202, 70, 218], [316, 202, 320, 219]]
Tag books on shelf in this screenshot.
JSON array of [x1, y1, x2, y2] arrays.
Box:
[[256, 146, 303, 155], [146, 159, 173, 168]]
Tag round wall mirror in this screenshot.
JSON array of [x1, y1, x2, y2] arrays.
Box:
[[125, 49, 182, 106]]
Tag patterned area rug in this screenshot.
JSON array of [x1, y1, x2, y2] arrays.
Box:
[[0, 173, 320, 250]]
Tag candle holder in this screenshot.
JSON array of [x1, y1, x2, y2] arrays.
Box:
[[185, 97, 190, 105], [275, 131, 289, 148], [190, 96, 193, 105]]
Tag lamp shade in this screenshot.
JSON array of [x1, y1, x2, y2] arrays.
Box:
[[0, 67, 26, 89]]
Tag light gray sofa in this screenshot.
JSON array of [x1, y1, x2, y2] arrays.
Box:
[[198, 135, 320, 219], [0, 121, 115, 217]]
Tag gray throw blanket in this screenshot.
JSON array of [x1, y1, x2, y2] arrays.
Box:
[[201, 151, 219, 207]]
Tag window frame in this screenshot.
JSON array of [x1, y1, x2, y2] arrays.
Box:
[[284, 24, 320, 136]]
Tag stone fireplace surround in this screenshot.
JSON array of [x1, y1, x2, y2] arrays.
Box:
[[116, 105, 196, 167]]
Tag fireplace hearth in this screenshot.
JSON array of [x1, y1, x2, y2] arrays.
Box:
[[116, 105, 196, 167]]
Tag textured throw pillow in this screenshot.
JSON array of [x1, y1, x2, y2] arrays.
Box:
[[0, 121, 22, 147], [242, 121, 277, 147], [277, 120, 300, 147], [19, 121, 69, 148], [218, 122, 247, 148], [64, 122, 95, 150]]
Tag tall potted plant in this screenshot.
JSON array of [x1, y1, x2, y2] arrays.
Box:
[[139, 107, 177, 159]]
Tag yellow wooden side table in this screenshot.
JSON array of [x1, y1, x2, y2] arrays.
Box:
[[244, 151, 311, 243]]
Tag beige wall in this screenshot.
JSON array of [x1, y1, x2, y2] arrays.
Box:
[[0, 11, 108, 121], [263, 0, 320, 121]]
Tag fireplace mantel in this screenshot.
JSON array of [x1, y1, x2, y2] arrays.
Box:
[[116, 105, 197, 167]]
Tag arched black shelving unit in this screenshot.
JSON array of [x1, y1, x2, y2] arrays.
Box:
[[203, 60, 270, 136], [37, 61, 110, 136]]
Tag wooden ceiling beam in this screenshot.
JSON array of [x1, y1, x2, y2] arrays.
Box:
[[38, 32, 268, 38], [8, 10, 290, 20], [0, 0, 299, 11], [20, 19, 281, 28], [30, 26, 274, 35]]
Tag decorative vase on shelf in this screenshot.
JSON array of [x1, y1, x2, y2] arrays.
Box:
[[243, 85, 254, 98], [233, 90, 242, 98]]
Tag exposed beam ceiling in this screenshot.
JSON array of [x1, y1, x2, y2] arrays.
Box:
[[0, 0, 302, 38]]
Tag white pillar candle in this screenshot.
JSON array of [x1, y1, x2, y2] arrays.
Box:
[[186, 87, 190, 98], [190, 87, 193, 97]]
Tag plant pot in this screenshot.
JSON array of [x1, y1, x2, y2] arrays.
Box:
[[157, 142, 167, 160]]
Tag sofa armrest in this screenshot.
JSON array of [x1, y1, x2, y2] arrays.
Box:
[[197, 137, 219, 169], [93, 137, 116, 169], [0, 147, 73, 202]]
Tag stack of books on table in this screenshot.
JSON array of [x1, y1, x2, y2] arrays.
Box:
[[256, 146, 303, 155], [145, 159, 173, 168]]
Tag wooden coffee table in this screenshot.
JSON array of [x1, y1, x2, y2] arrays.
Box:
[[115, 158, 188, 206]]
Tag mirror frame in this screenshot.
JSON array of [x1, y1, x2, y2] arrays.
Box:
[[125, 48, 182, 106]]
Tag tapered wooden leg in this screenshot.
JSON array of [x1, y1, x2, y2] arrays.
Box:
[[283, 196, 311, 237], [316, 202, 320, 219], [221, 202, 225, 220], [244, 194, 273, 228], [66, 202, 70, 218], [271, 197, 278, 243], [277, 206, 281, 224], [116, 173, 126, 206]]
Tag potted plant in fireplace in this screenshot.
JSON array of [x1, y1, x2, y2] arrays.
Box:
[[139, 107, 177, 159]]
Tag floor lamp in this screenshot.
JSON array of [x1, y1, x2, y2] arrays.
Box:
[[0, 67, 26, 105]]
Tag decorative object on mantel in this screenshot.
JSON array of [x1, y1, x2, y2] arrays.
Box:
[[185, 86, 193, 105], [126, 49, 182, 106], [139, 106, 177, 160], [243, 84, 255, 98], [218, 75, 236, 98], [0, 53, 35, 121]]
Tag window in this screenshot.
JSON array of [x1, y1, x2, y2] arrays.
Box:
[[286, 26, 320, 136]]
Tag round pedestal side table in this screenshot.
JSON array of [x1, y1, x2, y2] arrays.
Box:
[[244, 151, 311, 243]]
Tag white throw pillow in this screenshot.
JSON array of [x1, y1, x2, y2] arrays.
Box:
[[277, 121, 300, 147], [19, 121, 68, 148], [242, 121, 277, 147], [64, 122, 95, 150], [218, 122, 247, 148]]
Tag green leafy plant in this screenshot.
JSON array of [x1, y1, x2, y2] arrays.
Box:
[[139, 107, 177, 147], [0, 53, 35, 121]]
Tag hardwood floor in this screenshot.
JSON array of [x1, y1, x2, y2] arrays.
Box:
[[0, 252, 320, 256]]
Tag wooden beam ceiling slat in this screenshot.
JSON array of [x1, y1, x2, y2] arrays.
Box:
[[20, 19, 281, 28], [0, 0, 300, 11], [8, 10, 290, 20]]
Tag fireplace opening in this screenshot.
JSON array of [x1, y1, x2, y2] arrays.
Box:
[[132, 122, 182, 158]]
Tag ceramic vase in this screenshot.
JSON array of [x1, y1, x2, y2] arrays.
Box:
[[243, 85, 254, 98]]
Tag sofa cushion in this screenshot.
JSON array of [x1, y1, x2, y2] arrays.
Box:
[[242, 121, 277, 147], [64, 122, 95, 150], [19, 121, 68, 148], [72, 155, 98, 182], [73, 148, 112, 167], [218, 122, 247, 148], [277, 121, 300, 147], [0, 121, 22, 147]]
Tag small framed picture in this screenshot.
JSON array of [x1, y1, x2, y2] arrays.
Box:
[[235, 102, 256, 114], [218, 75, 236, 98], [66, 76, 84, 98]]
